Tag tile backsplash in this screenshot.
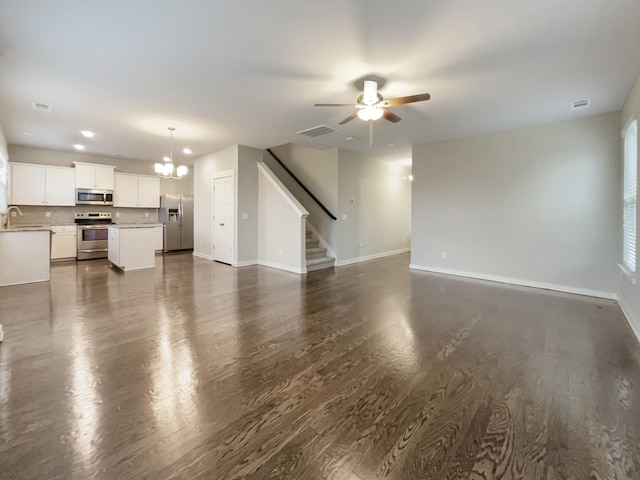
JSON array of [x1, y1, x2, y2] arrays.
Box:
[[6, 205, 159, 226]]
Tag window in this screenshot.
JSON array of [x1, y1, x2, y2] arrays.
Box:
[[623, 120, 637, 273]]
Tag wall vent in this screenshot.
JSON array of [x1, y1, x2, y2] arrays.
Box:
[[296, 124, 337, 137], [570, 98, 591, 111], [32, 101, 52, 112]]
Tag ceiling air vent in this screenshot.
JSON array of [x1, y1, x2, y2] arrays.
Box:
[[296, 124, 337, 137], [32, 101, 52, 112], [570, 99, 591, 111]]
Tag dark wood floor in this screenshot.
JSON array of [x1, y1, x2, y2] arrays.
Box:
[[1, 252, 639, 479]]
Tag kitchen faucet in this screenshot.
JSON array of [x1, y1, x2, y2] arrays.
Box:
[[3, 206, 23, 229]]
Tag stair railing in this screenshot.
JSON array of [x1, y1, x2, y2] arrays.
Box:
[[265, 148, 337, 221]]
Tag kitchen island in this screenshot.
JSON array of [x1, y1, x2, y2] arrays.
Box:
[[0, 227, 51, 287], [108, 224, 163, 271]]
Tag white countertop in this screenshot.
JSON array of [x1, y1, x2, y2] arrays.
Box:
[[0, 226, 52, 233], [109, 223, 164, 229]]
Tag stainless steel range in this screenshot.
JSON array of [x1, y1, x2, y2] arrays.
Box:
[[75, 212, 113, 260]]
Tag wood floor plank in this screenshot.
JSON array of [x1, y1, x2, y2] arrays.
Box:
[[1, 252, 639, 479]]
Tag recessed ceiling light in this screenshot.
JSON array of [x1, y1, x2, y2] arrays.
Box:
[[21, 131, 33, 136], [345, 136, 357, 141], [163, 156, 171, 162], [81, 130, 95, 138], [73, 144, 85, 150], [182, 148, 192, 155]]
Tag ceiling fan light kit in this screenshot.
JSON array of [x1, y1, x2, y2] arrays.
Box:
[[314, 79, 431, 146], [357, 105, 384, 121]]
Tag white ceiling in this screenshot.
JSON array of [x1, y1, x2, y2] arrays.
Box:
[[1, 0, 639, 165]]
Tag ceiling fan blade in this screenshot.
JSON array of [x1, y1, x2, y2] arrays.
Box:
[[339, 112, 359, 125], [382, 110, 402, 123], [383, 93, 431, 106], [315, 103, 356, 107]]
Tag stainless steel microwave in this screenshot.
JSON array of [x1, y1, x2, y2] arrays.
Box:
[[76, 188, 114, 205]]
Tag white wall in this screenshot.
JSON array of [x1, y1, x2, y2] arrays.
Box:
[[265, 144, 339, 253], [7, 145, 194, 195], [192, 144, 261, 264], [258, 163, 308, 274], [0, 126, 7, 158], [237, 146, 262, 265], [193, 145, 236, 260], [411, 112, 621, 297], [265, 144, 412, 264], [619, 74, 640, 336], [336, 149, 412, 264]]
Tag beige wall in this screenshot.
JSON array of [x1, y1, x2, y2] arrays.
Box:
[[192, 144, 262, 264], [411, 112, 621, 297], [265, 144, 412, 264], [619, 74, 640, 336], [193, 145, 237, 260], [336, 149, 412, 263]]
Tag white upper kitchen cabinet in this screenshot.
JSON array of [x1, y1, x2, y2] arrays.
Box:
[[75, 162, 115, 190], [113, 173, 138, 207], [10, 163, 75, 206], [137, 176, 160, 208], [114, 173, 160, 208], [45, 167, 76, 205]]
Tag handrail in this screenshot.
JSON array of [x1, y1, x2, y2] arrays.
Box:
[[265, 148, 337, 221]]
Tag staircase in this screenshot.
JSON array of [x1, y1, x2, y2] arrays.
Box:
[[305, 224, 335, 272]]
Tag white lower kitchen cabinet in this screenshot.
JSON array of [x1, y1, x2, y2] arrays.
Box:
[[51, 225, 77, 260], [0, 229, 51, 286], [108, 225, 159, 271]]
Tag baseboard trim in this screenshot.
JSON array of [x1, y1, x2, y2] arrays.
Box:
[[618, 295, 640, 344], [235, 260, 258, 267], [336, 248, 410, 267], [192, 252, 214, 261], [408, 264, 617, 300], [257, 260, 306, 275]]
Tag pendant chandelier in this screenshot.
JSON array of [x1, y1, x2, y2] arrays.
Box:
[[154, 127, 188, 179]]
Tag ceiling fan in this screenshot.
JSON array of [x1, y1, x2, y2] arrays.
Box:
[[315, 80, 431, 146]]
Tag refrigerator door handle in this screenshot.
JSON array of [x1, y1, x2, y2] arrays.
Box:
[[179, 200, 183, 226]]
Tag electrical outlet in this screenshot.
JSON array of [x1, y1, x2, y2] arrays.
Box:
[[242, 213, 249, 220], [145, 212, 149, 218], [45, 211, 51, 218], [115, 212, 120, 217], [11, 211, 16, 217], [359, 243, 364, 248], [342, 214, 348, 220], [441, 252, 447, 260], [279, 249, 283, 255]]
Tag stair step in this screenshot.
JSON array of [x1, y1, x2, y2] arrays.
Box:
[[306, 256, 335, 272], [306, 238, 319, 248], [306, 247, 327, 260]]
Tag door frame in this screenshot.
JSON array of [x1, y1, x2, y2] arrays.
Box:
[[212, 170, 236, 265]]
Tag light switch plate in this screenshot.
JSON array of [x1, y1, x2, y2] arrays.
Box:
[[342, 214, 348, 220], [242, 213, 249, 220]]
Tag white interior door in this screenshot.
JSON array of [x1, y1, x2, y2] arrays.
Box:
[[213, 174, 234, 264]]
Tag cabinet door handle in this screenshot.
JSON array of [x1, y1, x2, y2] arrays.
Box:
[[219, 223, 224, 226]]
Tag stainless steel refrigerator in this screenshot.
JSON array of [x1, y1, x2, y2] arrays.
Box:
[[159, 194, 194, 252]]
